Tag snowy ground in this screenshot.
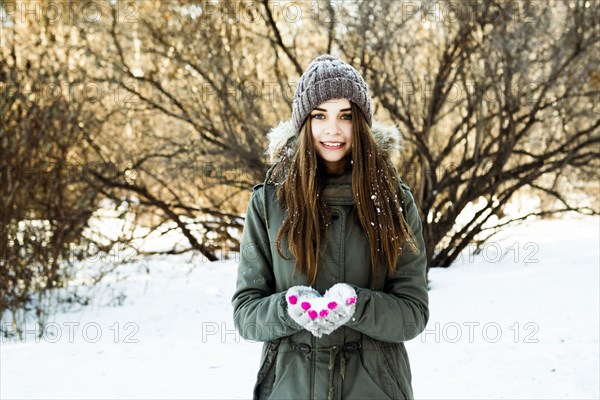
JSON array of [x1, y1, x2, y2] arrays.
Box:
[[1, 214, 598, 399]]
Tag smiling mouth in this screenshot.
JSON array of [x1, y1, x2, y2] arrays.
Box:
[[321, 142, 345, 149]]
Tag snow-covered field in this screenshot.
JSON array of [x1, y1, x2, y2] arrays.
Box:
[[1, 214, 598, 399]]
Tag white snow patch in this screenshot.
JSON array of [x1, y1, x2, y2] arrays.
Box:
[[1, 214, 598, 399]]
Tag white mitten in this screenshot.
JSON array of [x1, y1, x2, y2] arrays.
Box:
[[286, 283, 357, 338]]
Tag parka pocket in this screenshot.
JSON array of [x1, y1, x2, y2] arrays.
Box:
[[253, 340, 280, 400], [268, 345, 311, 399], [374, 341, 409, 400], [346, 348, 399, 400]]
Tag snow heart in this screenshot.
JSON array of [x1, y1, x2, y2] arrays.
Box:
[[285, 283, 357, 338]]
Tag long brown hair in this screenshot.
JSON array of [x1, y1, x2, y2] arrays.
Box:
[[272, 101, 417, 286]]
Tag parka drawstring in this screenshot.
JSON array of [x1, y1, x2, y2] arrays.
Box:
[[327, 345, 343, 400], [292, 342, 362, 400]]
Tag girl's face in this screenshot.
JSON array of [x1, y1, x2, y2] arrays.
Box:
[[310, 98, 353, 174]]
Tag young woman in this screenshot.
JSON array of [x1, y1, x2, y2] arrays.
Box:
[[231, 54, 429, 400]]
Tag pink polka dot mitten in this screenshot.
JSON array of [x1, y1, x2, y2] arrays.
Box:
[[286, 283, 357, 338]]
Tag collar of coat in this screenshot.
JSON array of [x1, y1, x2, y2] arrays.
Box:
[[258, 119, 402, 229]]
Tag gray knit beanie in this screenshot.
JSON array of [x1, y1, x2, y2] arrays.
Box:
[[292, 54, 373, 135]]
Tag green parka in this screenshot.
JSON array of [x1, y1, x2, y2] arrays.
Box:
[[231, 119, 429, 400]]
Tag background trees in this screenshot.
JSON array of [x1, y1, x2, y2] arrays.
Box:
[[1, 5, 105, 327], [1, 0, 598, 330], [334, 0, 600, 266]]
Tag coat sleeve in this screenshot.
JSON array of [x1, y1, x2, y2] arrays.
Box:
[[231, 186, 303, 342], [345, 185, 430, 343]]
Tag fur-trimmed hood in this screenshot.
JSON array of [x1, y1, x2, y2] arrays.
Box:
[[256, 118, 404, 230], [265, 119, 402, 164]]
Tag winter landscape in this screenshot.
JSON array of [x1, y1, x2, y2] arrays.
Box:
[[2, 1, 599, 399], [1, 213, 598, 399]]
